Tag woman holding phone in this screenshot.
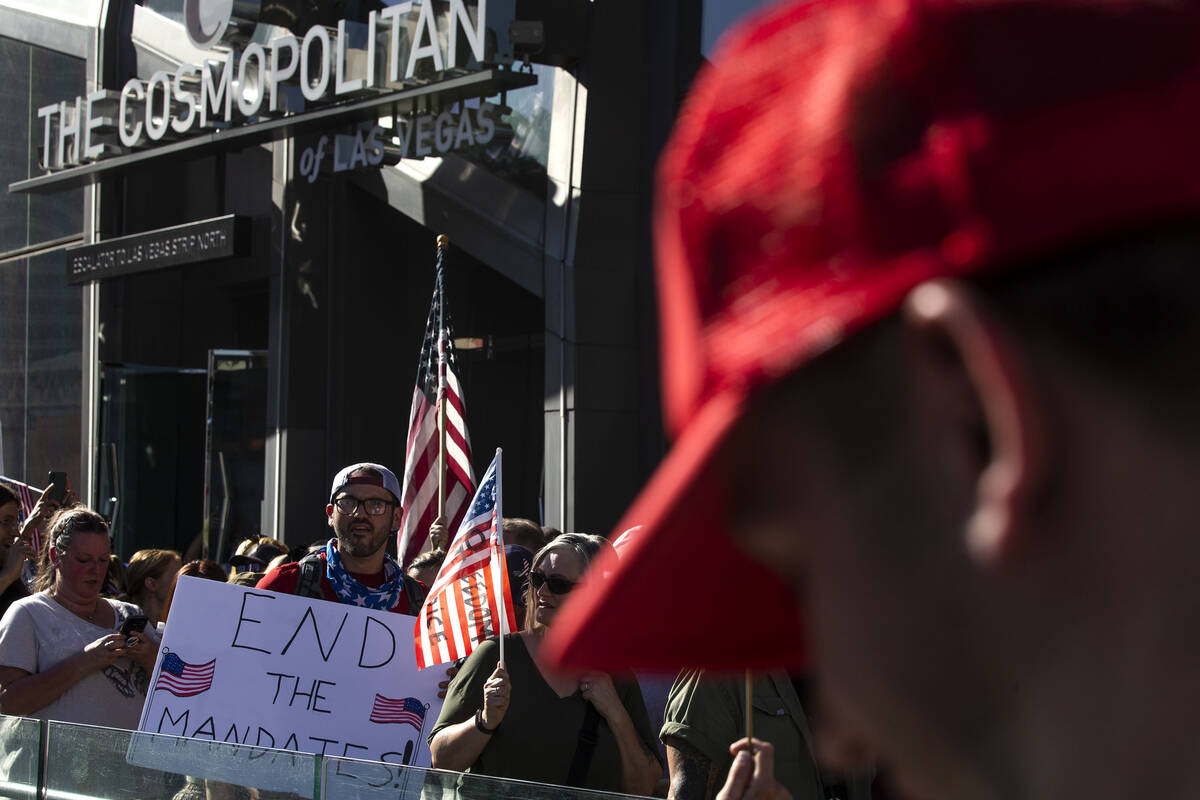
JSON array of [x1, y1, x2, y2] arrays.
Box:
[[0, 508, 158, 728]]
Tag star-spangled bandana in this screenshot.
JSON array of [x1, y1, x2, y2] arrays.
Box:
[[323, 538, 404, 610]]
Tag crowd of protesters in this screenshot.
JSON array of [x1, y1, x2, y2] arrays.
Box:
[[0, 467, 862, 799]]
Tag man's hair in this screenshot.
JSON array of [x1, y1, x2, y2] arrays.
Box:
[[502, 518, 547, 553], [975, 223, 1200, 427], [407, 548, 446, 573], [765, 222, 1200, 479], [0, 483, 18, 509], [35, 507, 109, 592]]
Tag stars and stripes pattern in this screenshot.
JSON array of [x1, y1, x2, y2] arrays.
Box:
[[397, 262, 476, 569], [1, 477, 42, 557], [369, 694, 427, 728], [414, 451, 517, 669], [153, 652, 216, 697]]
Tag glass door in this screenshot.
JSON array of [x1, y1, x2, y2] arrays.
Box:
[[97, 364, 206, 558], [203, 350, 269, 563]]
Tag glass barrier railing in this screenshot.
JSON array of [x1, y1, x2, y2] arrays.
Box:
[[0, 716, 648, 800], [0, 714, 39, 799]]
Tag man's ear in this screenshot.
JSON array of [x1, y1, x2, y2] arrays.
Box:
[[326, 505, 335, 527], [902, 279, 1051, 566]]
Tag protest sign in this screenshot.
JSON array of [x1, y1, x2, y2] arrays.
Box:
[[128, 576, 444, 793]]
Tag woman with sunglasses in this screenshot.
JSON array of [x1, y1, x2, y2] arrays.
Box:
[[430, 533, 661, 795]]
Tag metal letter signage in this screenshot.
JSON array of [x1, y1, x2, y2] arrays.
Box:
[[10, 0, 535, 195], [65, 215, 249, 284]]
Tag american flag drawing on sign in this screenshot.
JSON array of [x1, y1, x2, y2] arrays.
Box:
[[0, 477, 42, 557], [369, 695, 427, 729], [153, 652, 216, 697], [414, 450, 517, 669], [397, 260, 476, 569]]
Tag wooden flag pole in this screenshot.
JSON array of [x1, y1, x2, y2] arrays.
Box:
[[745, 669, 754, 750], [436, 234, 449, 521]]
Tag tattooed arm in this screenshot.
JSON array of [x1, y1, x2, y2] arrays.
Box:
[[664, 736, 723, 800]]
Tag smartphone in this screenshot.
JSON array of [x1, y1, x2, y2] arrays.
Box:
[[120, 614, 148, 646], [120, 615, 147, 636], [45, 471, 68, 504]]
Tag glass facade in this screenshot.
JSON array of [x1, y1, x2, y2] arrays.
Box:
[[0, 250, 83, 483], [0, 36, 84, 253], [0, 36, 85, 485]]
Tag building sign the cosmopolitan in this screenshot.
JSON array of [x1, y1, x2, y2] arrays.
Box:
[[33, 0, 517, 173]]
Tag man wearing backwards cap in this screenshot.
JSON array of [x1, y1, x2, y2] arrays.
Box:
[[544, 1, 1200, 799], [257, 463, 425, 613]]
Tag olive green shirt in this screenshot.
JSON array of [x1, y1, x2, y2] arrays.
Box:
[[662, 670, 872, 800], [430, 635, 659, 793]]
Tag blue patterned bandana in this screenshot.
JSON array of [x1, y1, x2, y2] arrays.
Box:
[[323, 538, 404, 610]]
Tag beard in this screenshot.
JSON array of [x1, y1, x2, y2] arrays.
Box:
[[336, 522, 389, 560]]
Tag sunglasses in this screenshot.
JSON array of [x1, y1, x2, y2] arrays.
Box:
[[529, 571, 577, 595]]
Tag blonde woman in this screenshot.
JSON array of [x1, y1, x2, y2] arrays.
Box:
[[430, 533, 660, 795], [0, 508, 157, 728]]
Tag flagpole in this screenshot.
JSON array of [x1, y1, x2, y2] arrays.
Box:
[[494, 447, 506, 668], [436, 234, 449, 522], [745, 669, 754, 750]]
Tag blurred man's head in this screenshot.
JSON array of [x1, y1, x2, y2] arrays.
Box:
[[545, 1, 1200, 798]]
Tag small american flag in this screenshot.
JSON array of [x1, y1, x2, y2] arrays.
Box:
[[369, 695, 426, 728], [153, 653, 216, 697], [0, 477, 42, 557], [414, 451, 517, 669]]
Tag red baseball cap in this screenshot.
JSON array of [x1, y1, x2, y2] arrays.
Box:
[[544, 0, 1200, 672]]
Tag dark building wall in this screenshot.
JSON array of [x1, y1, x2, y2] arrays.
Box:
[[547, 0, 701, 536]]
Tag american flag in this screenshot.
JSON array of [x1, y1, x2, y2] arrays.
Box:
[[0, 477, 42, 557], [369, 694, 427, 729], [414, 451, 517, 669], [153, 652, 216, 697], [397, 259, 476, 569]]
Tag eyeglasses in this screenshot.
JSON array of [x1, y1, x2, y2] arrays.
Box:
[[333, 497, 394, 516], [529, 571, 577, 595]]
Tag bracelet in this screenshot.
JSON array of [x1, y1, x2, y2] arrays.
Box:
[[474, 708, 498, 735]]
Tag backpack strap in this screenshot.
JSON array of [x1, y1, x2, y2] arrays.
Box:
[[294, 555, 324, 599], [565, 704, 602, 787]]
